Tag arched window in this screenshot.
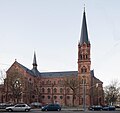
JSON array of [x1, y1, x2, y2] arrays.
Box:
[[60, 88, 63, 93], [86, 54, 88, 59], [60, 96, 63, 99], [54, 96, 57, 99], [81, 78, 86, 84], [48, 96, 50, 99], [47, 88, 51, 93], [53, 88, 57, 93], [42, 96, 45, 99], [42, 81, 44, 85], [81, 66, 87, 73], [46, 80, 51, 84], [32, 95, 35, 99], [42, 88, 45, 93], [80, 54, 82, 60], [67, 96, 70, 99], [58, 80, 62, 84], [54, 81, 56, 85]]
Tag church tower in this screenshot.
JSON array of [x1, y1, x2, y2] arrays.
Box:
[[78, 9, 91, 106]]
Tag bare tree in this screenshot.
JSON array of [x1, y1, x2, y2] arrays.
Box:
[[64, 76, 79, 106], [0, 70, 6, 84], [34, 77, 41, 103], [104, 80, 120, 105], [6, 69, 24, 103]]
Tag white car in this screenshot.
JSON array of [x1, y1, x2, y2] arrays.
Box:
[[6, 104, 31, 112]]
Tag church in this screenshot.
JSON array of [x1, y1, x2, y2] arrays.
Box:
[[1, 9, 104, 107]]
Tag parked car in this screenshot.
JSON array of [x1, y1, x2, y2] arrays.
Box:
[[89, 105, 102, 111], [0, 103, 14, 109], [30, 102, 42, 108], [6, 103, 31, 112], [102, 105, 116, 111], [0, 103, 6, 109], [41, 103, 61, 111]]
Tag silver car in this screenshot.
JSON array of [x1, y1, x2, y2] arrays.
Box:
[[6, 104, 31, 112]]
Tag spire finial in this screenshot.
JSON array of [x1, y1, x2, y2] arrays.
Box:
[[79, 4, 90, 45], [84, 4, 85, 12]]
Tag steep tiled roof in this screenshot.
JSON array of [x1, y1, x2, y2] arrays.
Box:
[[40, 71, 78, 78], [16, 61, 77, 78], [15, 61, 101, 82], [16, 61, 40, 76]]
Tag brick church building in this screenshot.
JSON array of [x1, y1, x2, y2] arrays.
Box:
[[1, 10, 104, 107]]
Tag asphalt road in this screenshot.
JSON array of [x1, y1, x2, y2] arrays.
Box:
[[0, 109, 120, 113]]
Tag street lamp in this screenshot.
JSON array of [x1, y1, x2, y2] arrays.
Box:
[[96, 83, 99, 105], [82, 75, 86, 111]]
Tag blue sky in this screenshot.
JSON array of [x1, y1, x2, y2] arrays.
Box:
[[0, 0, 120, 86]]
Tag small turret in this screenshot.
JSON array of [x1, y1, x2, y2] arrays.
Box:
[[32, 51, 40, 76], [33, 51, 37, 69]]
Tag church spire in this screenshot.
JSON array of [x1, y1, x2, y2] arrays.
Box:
[[79, 9, 90, 45], [32, 51, 40, 76], [33, 51, 37, 69]]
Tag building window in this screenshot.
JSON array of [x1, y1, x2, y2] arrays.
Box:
[[58, 80, 61, 84], [54, 96, 57, 99], [86, 54, 88, 59], [53, 88, 57, 93], [54, 81, 56, 85], [29, 78, 31, 81], [80, 54, 82, 60], [81, 79, 86, 84], [42, 96, 45, 99], [46, 80, 51, 84], [60, 88, 63, 93], [48, 96, 50, 99], [67, 96, 70, 99], [32, 95, 35, 99], [81, 66, 87, 73], [60, 96, 63, 99], [42, 81, 44, 85], [47, 88, 51, 93], [42, 88, 45, 93]]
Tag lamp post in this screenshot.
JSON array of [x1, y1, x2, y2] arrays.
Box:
[[96, 83, 99, 105], [82, 75, 86, 111]]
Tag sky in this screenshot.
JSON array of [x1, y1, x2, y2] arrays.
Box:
[[0, 0, 120, 86]]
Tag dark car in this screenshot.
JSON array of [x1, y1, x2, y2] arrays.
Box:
[[102, 105, 116, 111], [41, 104, 61, 111], [89, 105, 102, 111]]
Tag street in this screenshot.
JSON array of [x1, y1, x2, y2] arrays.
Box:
[[0, 109, 120, 113]]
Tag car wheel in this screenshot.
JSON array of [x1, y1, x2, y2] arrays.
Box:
[[25, 109, 30, 112], [8, 109, 13, 112]]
